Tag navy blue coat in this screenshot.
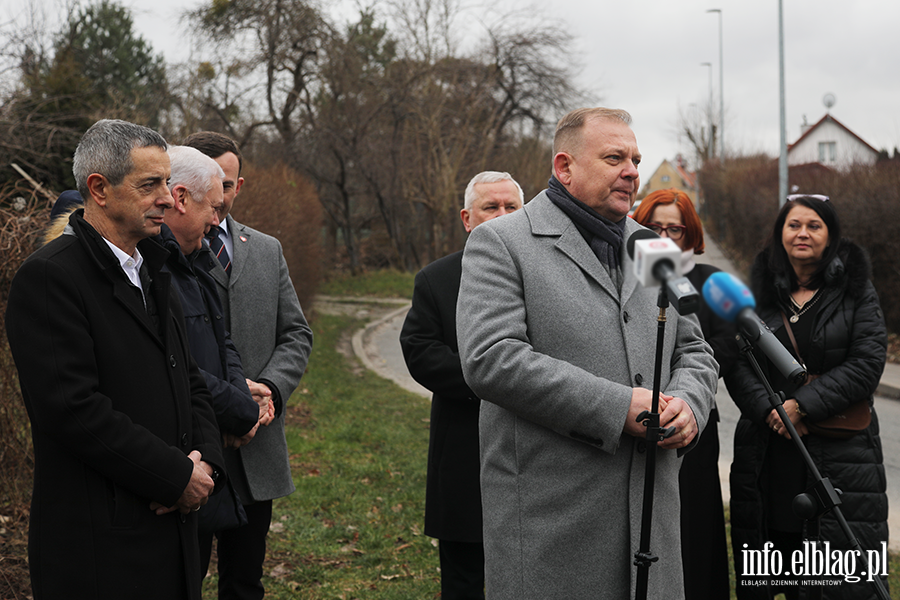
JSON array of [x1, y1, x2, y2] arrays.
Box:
[[157, 225, 257, 437]]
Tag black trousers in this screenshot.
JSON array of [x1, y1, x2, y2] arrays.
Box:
[[680, 411, 731, 600], [439, 539, 485, 600], [200, 500, 273, 600]]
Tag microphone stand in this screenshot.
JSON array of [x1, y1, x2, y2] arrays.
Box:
[[633, 286, 676, 600], [735, 334, 890, 600]]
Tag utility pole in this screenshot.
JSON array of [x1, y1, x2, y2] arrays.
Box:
[[707, 9, 723, 158], [778, 0, 788, 207], [701, 62, 713, 159]]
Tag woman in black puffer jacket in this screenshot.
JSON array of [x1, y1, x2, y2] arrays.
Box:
[[725, 195, 888, 600]]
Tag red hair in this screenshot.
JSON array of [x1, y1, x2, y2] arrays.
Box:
[[631, 189, 705, 254]]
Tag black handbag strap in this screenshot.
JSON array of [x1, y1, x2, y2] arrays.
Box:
[[780, 311, 806, 368]]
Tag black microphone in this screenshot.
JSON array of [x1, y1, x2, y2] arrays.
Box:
[[702, 272, 808, 386], [626, 230, 700, 315]]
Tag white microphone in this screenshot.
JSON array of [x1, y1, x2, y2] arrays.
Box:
[[627, 230, 700, 315]]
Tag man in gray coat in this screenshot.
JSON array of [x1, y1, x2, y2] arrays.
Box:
[[184, 131, 314, 599], [456, 107, 718, 599]]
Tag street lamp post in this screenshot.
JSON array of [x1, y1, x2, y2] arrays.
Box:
[[701, 62, 713, 158], [707, 9, 723, 158], [778, 0, 788, 206]]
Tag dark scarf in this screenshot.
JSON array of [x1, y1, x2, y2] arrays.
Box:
[[545, 176, 626, 268]]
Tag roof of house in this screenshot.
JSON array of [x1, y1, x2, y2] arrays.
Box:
[[672, 160, 697, 189], [788, 113, 878, 155], [651, 158, 697, 189]]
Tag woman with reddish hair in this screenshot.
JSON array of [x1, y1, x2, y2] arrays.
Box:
[[632, 189, 735, 599]]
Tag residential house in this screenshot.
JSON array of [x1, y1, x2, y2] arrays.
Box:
[[638, 155, 699, 206], [788, 113, 879, 169]]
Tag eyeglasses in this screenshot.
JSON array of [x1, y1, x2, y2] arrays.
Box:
[[646, 223, 687, 240], [646, 224, 686, 240], [786, 194, 830, 202]]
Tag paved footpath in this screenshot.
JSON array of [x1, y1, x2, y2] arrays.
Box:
[[352, 234, 900, 549]]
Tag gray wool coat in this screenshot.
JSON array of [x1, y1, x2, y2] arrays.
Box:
[[206, 215, 314, 502], [456, 192, 718, 600]]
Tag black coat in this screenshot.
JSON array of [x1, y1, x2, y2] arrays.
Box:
[[688, 263, 739, 379], [5, 211, 225, 600], [157, 225, 257, 436], [725, 240, 888, 600], [680, 262, 735, 600], [399, 251, 482, 542]]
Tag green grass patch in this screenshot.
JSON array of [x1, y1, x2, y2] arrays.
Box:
[[319, 269, 415, 299]]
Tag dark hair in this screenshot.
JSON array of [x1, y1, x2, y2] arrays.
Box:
[[631, 188, 705, 254], [182, 131, 243, 175], [763, 195, 841, 291]]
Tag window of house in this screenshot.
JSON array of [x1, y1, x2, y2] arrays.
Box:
[[661, 175, 670, 182], [818, 141, 836, 163]]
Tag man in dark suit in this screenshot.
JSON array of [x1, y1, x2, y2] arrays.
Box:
[[183, 132, 313, 600], [399, 171, 524, 600], [5, 119, 224, 599], [159, 145, 267, 575]]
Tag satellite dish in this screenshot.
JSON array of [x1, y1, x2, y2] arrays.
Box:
[[823, 93, 836, 111]]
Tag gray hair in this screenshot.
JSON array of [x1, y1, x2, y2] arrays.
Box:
[[167, 145, 225, 202], [73, 119, 168, 199], [464, 171, 524, 210]]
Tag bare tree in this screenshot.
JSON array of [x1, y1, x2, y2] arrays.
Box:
[[183, 0, 331, 145], [677, 100, 718, 167], [182, 0, 589, 271], [387, 0, 459, 63]]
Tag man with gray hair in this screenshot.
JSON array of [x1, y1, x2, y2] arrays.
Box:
[[456, 108, 718, 598], [183, 131, 313, 600], [157, 145, 266, 580], [5, 120, 224, 599], [460, 171, 524, 233], [400, 170, 523, 599]]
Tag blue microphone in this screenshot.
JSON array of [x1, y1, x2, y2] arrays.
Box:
[[702, 272, 807, 385]]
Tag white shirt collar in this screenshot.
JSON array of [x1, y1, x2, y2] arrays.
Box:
[[101, 238, 144, 293]]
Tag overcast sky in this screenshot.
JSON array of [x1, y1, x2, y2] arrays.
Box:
[[10, 0, 900, 178]]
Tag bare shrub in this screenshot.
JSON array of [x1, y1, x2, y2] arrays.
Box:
[[0, 183, 51, 600], [229, 162, 323, 309], [700, 155, 780, 276]]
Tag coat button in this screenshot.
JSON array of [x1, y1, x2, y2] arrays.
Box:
[[204, 315, 209, 323], [181, 433, 188, 446], [180, 514, 187, 524], [170, 355, 177, 368], [623, 311, 630, 323], [637, 441, 647, 453], [634, 373, 643, 385]]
